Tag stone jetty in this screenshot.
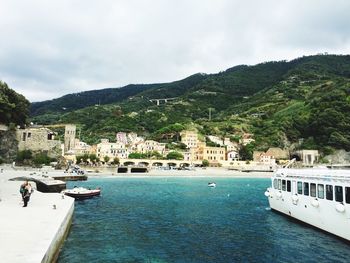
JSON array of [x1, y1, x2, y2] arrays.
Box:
[[0, 168, 75, 263]]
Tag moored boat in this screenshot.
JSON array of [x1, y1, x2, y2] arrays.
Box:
[[208, 182, 216, 187], [62, 187, 101, 199], [265, 168, 350, 241]]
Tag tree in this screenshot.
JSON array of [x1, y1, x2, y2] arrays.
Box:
[[111, 157, 120, 165], [239, 143, 255, 161], [166, 151, 184, 160], [89, 154, 98, 164], [103, 156, 110, 163], [0, 81, 30, 126], [202, 159, 209, 167], [16, 150, 32, 162]]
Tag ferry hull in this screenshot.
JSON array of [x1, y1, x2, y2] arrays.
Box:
[[267, 188, 350, 241]]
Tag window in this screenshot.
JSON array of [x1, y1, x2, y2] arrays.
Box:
[[273, 179, 278, 189], [310, 183, 316, 197], [326, 185, 333, 200], [282, 180, 286, 191], [346, 187, 350, 204], [304, 182, 309, 196], [335, 186, 343, 202], [318, 184, 324, 199], [278, 179, 281, 190], [297, 182, 302, 194], [287, 180, 291, 192]]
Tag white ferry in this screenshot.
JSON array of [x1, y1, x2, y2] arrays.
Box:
[[265, 168, 350, 241]]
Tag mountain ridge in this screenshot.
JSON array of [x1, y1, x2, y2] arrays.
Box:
[[30, 54, 350, 154]]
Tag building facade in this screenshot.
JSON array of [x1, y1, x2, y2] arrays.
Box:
[[16, 127, 62, 158]]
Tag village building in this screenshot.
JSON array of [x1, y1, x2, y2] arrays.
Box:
[[136, 140, 166, 155], [191, 142, 225, 164], [240, 133, 255, 146], [296, 150, 319, 166], [180, 130, 198, 148], [223, 137, 239, 152], [73, 138, 91, 155], [16, 127, 62, 158], [128, 132, 143, 144], [64, 124, 76, 154], [207, 135, 224, 146], [116, 132, 128, 145], [96, 139, 128, 160], [227, 150, 239, 161]]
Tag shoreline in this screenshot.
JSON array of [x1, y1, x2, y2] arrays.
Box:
[[86, 167, 274, 179]]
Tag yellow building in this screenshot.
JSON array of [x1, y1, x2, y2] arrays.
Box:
[[190, 142, 225, 164]]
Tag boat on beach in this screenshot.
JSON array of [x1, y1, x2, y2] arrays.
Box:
[[265, 168, 350, 241], [62, 187, 101, 199]]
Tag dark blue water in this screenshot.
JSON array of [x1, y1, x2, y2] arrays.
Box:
[[58, 177, 350, 263]]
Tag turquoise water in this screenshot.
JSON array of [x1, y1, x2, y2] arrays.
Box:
[[58, 177, 350, 262]]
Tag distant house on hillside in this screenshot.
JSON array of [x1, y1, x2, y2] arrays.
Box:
[[240, 133, 255, 146]]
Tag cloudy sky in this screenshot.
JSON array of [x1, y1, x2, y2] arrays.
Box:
[[1, 0, 350, 102]]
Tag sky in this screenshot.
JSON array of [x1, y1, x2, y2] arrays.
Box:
[[1, 0, 350, 102]]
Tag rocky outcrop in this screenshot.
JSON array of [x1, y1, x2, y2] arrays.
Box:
[[325, 150, 350, 164], [0, 129, 18, 163]]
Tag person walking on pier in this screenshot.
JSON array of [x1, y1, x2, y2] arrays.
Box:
[[20, 181, 33, 207]]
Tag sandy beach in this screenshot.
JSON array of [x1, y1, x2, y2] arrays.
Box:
[[80, 166, 274, 179], [0, 165, 274, 179]]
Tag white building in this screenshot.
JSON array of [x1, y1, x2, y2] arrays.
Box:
[[136, 140, 166, 155], [73, 139, 91, 155], [227, 150, 239, 161], [180, 131, 198, 148], [116, 132, 128, 145], [96, 139, 129, 160], [207, 135, 224, 146]]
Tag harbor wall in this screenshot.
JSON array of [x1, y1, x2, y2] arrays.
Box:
[[41, 201, 74, 263]]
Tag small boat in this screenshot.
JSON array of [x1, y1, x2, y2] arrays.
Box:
[[208, 182, 216, 187], [62, 187, 101, 199]]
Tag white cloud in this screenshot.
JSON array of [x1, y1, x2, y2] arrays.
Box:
[[0, 0, 349, 102]]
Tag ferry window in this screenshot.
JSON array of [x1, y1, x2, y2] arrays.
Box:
[[278, 179, 281, 190], [346, 187, 350, 204], [297, 182, 302, 194], [303, 182, 309, 196], [282, 180, 286, 191], [317, 184, 324, 199], [326, 185, 333, 201], [273, 179, 278, 189], [310, 183, 316, 197], [287, 180, 291, 192], [335, 186, 343, 202]]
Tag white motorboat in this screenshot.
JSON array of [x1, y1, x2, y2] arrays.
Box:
[[62, 187, 101, 199], [208, 182, 216, 187]]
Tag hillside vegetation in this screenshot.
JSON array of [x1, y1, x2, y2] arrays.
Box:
[[30, 54, 350, 154], [0, 81, 30, 127]]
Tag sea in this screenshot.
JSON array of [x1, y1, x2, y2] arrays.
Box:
[[58, 176, 350, 263]]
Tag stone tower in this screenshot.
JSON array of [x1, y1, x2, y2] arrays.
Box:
[[64, 124, 76, 154]]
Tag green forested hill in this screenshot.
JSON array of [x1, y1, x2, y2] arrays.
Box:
[[30, 54, 350, 154], [0, 81, 30, 127]]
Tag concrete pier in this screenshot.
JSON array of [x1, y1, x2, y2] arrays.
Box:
[[0, 169, 75, 263]]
